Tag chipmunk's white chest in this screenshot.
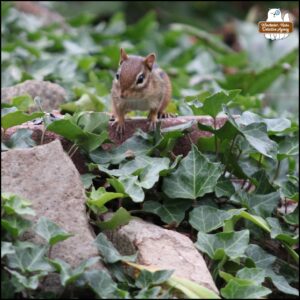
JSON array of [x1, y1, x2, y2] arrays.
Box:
[[124, 96, 160, 111]]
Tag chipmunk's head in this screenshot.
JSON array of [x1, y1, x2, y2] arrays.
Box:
[[114, 48, 156, 99]]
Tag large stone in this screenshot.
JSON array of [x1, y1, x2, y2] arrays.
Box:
[[105, 217, 219, 294], [1, 140, 101, 269]]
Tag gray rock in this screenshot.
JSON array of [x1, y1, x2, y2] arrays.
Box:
[[1, 80, 67, 112], [105, 217, 219, 294], [1, 140, 101, 269]]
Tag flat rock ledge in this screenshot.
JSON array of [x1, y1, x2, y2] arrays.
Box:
[[1, 140, 103, 289], [3, 115, 229, 173], [105, 217, 219, 295]]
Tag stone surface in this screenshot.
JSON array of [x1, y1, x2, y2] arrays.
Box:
[[105, 217, 219, 294], [1, 80, 67, 112], [3, 123, 88, 174], [1, 140, 102, 269]]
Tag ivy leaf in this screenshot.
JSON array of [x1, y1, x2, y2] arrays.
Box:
[[201, 90, 241, 118], [189, 206, 245, 233], [3, 128, 36, 149], [162, 144, 223, 199], [135, 269, 174, 288], [214, 178, 235, 198], [47, 117, 108, 153], [1, 242, 15, 258], [236, 267, 266, 285], [278, 136, 298, 159], [280, 180, 299, 201], [34, 217, 73, 246], [49, 257, 100, 286], [94, 233, 137, 264], [232, 191, 280, 218], [245, 245, 299, 296], [195, 230, 250, 260], [237, 111, 291, 133], [143, 199, 191, 225], [221, 278, 271, 299], [99, 155, 171, 189], [266, 217, 298, 246], [85, 269, 117, 298], [87, 186, 125, 212], [1, 216, 32, 238], [89, 133, 154, 165], [97, 207, 131, 230], [6, 268, 48, 290], [6, 242, 53, 273], [283, 207, 299, 226], [80, 173, 98, 189], [111, 175, 145, 203], [251, 169, 276, 194], [224, 106, 278, 160], [1, 109, 44, 129], [135, 287, 161, 299], [2, 192, 35, 216]]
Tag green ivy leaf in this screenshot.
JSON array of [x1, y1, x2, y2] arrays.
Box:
[[231, 191, 280, 218], [143, 199, 191, 225], [266, 217, 298, 246], [47, 112, 108, 152], [224, 106, 278, 160], [94, 233, 137, 264], [6, 242, 53, 273], [236, 267, 266, 285], [6, 268, 48, 290], [2, 192, 35, 216], [214, 178, 235, 198], [49, 257, 100, 286], [245, 244, 299, 296], [278, 136, 299, 159], [221, 278, 271, 299], [80, 173, 98, 189], [85, 269, 117, 298], [90, 133, 154, 165], [135, 287, 162, 299], [283, 207, 298, 225], [189, 206, 245, 233], [10, 94, 34, 111], [87, 186, 125, 212], [237, 111, 291, 133], [202, 90, 241, 118], [195, 230, 250, 260], [1, 216, 32, 238], [250, 169, 276, 194], [135, 269, 174, 288], [34, 217, 73, 246], [162, 144, 223, 199], [98, 207, 131, 230], [3, 128, 36, 149], [1, 242, 15, 258], [1, 109, 44, 129]]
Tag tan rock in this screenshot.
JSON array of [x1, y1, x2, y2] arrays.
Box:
[[1, 140, 101, 269], [105, 217, 219, 294]]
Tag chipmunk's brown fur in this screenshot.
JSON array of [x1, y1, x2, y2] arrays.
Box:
[[111, 48, 172, 135]]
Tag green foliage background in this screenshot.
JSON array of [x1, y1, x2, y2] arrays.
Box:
[[1, 1, 299, 299]]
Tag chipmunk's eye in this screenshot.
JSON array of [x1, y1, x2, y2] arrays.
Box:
[[136, 74, 144, 84], [116, 73, 119, 80]]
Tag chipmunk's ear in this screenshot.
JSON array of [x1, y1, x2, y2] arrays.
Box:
[[120, 48, 128, 65], [144, 53, 156, 70]]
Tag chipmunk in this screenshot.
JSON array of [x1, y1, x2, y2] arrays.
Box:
[[111, 48, 172, 135]]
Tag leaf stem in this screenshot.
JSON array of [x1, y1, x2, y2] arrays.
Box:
[[272, 160, 281, 182]]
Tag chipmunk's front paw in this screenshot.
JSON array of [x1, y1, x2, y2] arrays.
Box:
[[113, 120, 125, 138], [148, 120, 157, 131], [157, 112, 177, 119]]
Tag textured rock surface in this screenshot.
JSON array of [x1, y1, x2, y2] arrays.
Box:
[[105, 217, 219, 294], [1, 140, 101, 269], [1, 80, 67, 112]]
